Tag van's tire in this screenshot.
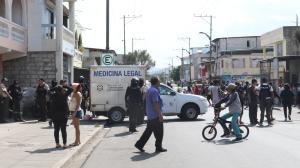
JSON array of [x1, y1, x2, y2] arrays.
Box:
[[108, 108, 125, 123], [181, 104, 199, 120]]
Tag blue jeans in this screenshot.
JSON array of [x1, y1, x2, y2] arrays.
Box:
[[219, 112, 242, 138]]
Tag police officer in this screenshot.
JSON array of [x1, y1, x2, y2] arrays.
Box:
[[79, 76, 89, 116], [257, 78, 274, 126], [0, 78, 12, 123], [8, 80, 24, 122], [36, 79, 49, 122], [125, 77, 143, 133]]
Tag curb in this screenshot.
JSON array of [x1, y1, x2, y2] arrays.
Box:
[[52, 125, 104, 168]]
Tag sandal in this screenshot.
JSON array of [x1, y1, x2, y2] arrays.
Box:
[[69, 142, 79, 146]]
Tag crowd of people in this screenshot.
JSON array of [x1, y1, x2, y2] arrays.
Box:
[[0, 77, 90, 148]]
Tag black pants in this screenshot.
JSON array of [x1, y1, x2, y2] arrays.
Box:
[[283, 104, 292, 119], [81, 100, 87, 116], [37, 99, 47, 120], [12, 99, 22, 121], [135, 118, 164, 149], [128, 105, 139, 131], [249, 102, 258, 124], [53, 119, 67, 145], [260, 99, 272, 123], [0, 98, 9, 122]]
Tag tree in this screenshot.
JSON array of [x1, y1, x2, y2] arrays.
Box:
[[78, 34, 84, 52], [170, 66, 180, 82], [123, 50, 155, 69]]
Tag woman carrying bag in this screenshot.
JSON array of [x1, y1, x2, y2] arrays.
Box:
[[69, 84, 83, 146]]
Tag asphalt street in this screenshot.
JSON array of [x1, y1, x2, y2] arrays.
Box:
[[82, 107, 300, 168]]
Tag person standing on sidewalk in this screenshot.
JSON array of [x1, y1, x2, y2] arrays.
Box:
[[8, 80, 24, 122], [257, 78, 274, 126], [248, 79, 258, 125], [36, 79, 49, 122], [125, 77, 143, 133], [0, 78, 12, 123], [137, 78, 147, 125], [69, 84, 83, 146], [280, 83, 294, 121], [52, 84, 73, 148], [135, 76, 167, 153]]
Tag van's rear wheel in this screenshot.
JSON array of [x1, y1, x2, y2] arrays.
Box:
[[108, 108, 125, 123], [182, 104, 199, 120]]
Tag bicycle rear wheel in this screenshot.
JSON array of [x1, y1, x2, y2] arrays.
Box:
[[202, 125, 217, 141], [239, 125, 249, 139]]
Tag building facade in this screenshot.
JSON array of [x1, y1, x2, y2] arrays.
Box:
[[261, 26, 300, 86], [0, 0, 77, 87], [212, 36, 272, 82]]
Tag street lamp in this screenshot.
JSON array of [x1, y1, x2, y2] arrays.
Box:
[[199, 31, 212, 82]]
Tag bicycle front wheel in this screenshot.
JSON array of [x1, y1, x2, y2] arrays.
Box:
[[202, 125, 217, 141], [239, 124, 249, 139]]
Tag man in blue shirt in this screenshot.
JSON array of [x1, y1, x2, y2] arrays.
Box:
[[135, 76, 167, 153]]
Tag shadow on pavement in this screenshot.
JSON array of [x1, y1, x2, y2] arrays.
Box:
[[114, 131, 132, 137], [131, 152, 159, 161], [26, 147, 64, 154], [215, 138, 244, 145], [21, 120, 39, 124], [164, 118, 205, 123]]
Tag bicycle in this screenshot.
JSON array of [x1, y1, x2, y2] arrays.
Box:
[[202, 108, 249, 141]]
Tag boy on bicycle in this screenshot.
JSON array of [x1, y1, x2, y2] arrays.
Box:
[[215, 83, 243, 142]]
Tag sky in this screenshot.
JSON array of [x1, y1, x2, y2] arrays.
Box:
[[75, 0, 300, 69]]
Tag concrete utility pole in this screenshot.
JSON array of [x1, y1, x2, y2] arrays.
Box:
[[178, 37, 192, 83], [131, 38, 145, 53], [106, 0, 109, 51], [122, 15, 142, 56], [297, 14, 299, 26], [195, 14, 214, 82]]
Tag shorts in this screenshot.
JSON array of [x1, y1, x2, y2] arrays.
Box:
[[72, 110, 82, 119]]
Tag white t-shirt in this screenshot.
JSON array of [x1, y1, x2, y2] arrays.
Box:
[[69, 92, 82, 112]]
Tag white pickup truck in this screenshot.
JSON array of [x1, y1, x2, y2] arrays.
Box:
[[90, 65, 209, 122], [158, 84, 209, 120]]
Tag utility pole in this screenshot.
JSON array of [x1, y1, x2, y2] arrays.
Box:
[[178, 37, 192, 83], [106, 0, 109, 51], [122, 15, 142, 57], [297, 14, 299, 26], [195, 14, 214, 82], [132, 38, 145, 53]]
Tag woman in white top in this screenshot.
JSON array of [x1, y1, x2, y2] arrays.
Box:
[[69, 84, 83, 146]]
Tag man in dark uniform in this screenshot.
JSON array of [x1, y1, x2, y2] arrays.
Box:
[[79, 76, 89, 116], [248, 79, 258, 125], [0, 78, 12, 123], [36, 79, 49, 122], [258, 78, 274, 126], [8, 80, 24, 122], [125, 77, 142, 132]]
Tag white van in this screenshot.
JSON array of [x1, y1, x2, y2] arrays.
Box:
[[90, 65, 209, 123], [90, 65, 146, 123]]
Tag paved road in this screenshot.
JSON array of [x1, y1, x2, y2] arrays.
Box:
[[82, 107, 300, 168]]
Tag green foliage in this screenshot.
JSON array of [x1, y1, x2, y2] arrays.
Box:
[[170, 66, 180, 82], [123, 50, 155, 69]]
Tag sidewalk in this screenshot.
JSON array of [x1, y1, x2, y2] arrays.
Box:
[[0, 118, 104, 168]]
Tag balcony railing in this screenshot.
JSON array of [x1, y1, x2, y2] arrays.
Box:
[[0, 17, 26, 53], [41, 24, 75, 55]]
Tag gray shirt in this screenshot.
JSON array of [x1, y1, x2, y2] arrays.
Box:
[[225, 92, 242, 114]]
